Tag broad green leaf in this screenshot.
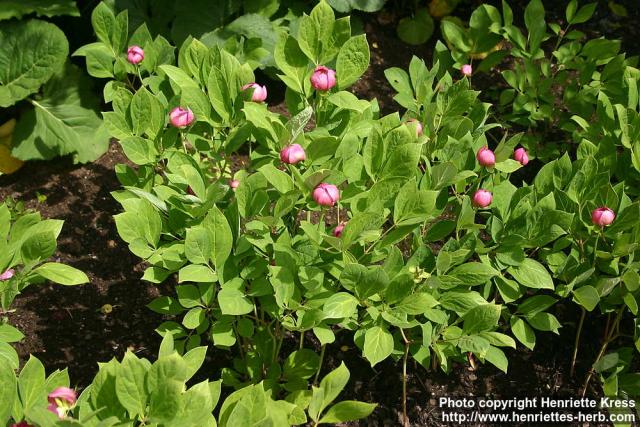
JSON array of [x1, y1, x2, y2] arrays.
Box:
[[0, 20, 68, 107], [12, 63, 110, 163], [33, 263, 89, 286], [319, 400, 377, 423], [508, 258, 554, 290], [363, 326, 393, 367], [323, 292, 358, 319], [336, 35, 370, 89]]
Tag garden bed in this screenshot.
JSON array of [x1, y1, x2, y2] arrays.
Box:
[[3, 5, 638, 424]]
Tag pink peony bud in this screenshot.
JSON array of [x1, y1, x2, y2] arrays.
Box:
[[591, 207, 615, 227], [472, 189, 492, 208], [407, 118, 423, 137], [513, 147, 529, 166], [461, 64, 473, 77], [169, 107, 195, 128], [242, 83, 268, 103], [333, 222, 346, 237], [127, 45, 144, 65], [476, 146, 496, 168], [313, 183, 340, 207], [0, 269, 14, 280], [280, 144, 306, 164], [310, 66, 337, 91], [229, 179, 240, 190], [47, 387, 77, 419]]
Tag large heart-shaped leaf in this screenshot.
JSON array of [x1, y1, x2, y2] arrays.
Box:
[[0, 20, 68, 107]]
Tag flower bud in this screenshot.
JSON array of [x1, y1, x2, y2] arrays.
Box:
[[0, 269, 14, 281], [11, 422, 34, 427], [280, 144, 306, 164], [407, 118, 423, 137], [472, 189, 492, 208], [514, 147, 529, 166], [169, 107, 195, 128], [313, 183, 340, 207], [310, 66, 337, 91], [333, 222, 346, 237], [47, 387, 77, 419], [591, 207, 615, 227], [476, 146, 496, 167], [242, 83, 267, 103], [461, 64, 473, 77], [229, 179, 240, 190], [127, 45, 144, 64]]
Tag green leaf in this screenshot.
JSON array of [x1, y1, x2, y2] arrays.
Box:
[[323, 292, 358, 319], [448, 263, 499, 286], [526, 312, 561, 334], [119, 136, 158, 165], [319, 400, 377, 423], [572, 285, 600, 312], [12, 63, 110, 163], [0, 323, 24, 343], [317, 362, 349, 413], [116, 352, 149, 417], [484, 346, 508, 373], [0, 357, 16, 423], [396, 9, 434, 45], [524, 0, 546, 52], [363, 326, 393, 367], [185, 227, 211, 265], [507, 258, 554, 290], [336, 34, 370, 89], [33, 262, 89, 285], [18, 355, 46, 410], [218, 288, 253, 315], [0, 20, 68, 107], [0, 0, 79, 20], [462, 304, 501, 334], [205, 206, 233, 270], [510, 317, 536, 350], [178, 265, 217, 283]]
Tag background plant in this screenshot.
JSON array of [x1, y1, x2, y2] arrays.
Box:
[[0, 1, 109, 164]]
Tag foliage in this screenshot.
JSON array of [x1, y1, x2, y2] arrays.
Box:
[[0, 1, 109, 164], [0, 333, 374, 426], [0, 200, 89, 371]]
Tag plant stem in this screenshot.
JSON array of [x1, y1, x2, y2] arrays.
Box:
[[570, 307, 586, 377], [582, 308, 624, 396], [400, 328, 411, 427], [299, 330, 305, 349], [402, 339, 410, 427], [314, 344, 326, 385]]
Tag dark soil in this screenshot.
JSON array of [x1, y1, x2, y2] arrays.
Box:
[[1, 4, 638, 426]]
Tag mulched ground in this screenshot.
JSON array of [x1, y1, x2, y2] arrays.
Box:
[[1, 3, 638, 425]]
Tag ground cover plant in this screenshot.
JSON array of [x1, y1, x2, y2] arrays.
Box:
[[1, 0, 640, 426]]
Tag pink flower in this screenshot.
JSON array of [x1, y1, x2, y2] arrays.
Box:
[[333, 222, 346, 237], [407, 118, 423, 137], [461, 64, 473, 77], [313, 183, 340, 207], [476, 146, 496, 168], [169, 107, 195, 128], [513, 147, 529, 166], [229, 179, 240, 190], [127, 45, 144, 65], [47, 387, 77, 419], [591, 207, 615, 227], [242, 83, 267, 103], [310, 66, 337, 91], [280, 144, 306, 164], [0, 269, 14, 280], [472, 189, 492, 208]]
